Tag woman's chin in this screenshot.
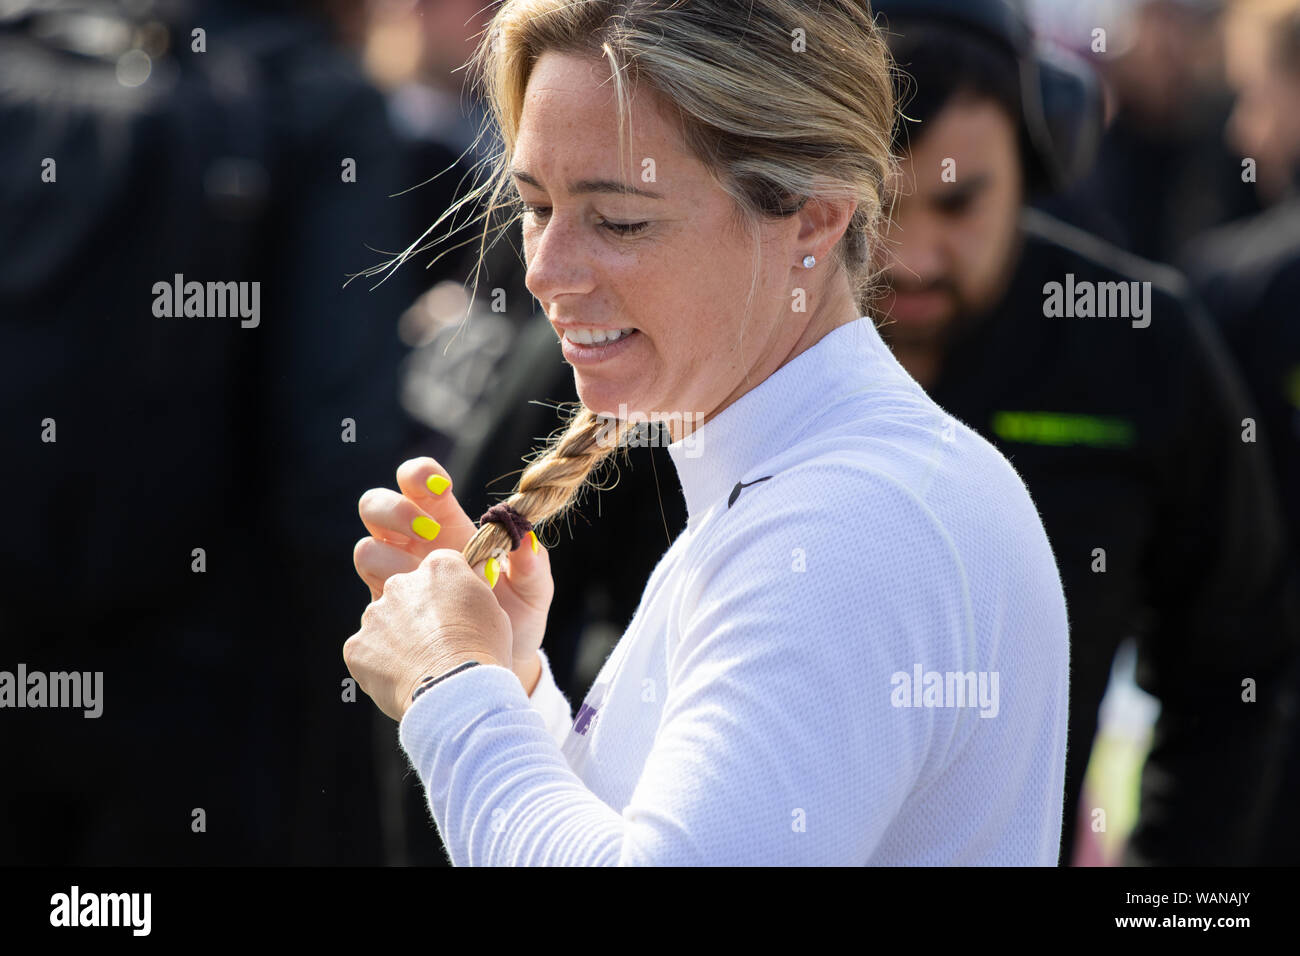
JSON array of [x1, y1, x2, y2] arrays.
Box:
[[575, 380, 645, 419]]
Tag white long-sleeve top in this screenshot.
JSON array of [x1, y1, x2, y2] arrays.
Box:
[[399, 315, 1071, 865]]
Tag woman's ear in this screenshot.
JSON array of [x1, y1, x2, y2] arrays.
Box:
[[796, 196, 859, 262]]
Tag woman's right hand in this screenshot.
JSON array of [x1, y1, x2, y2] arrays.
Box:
[[353, 457, 554, 693]]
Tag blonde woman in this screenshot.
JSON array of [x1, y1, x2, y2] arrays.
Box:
[[343, 0, 1070, 866]]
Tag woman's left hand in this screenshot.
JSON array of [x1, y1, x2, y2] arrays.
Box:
[[343, 549, 513, 721]]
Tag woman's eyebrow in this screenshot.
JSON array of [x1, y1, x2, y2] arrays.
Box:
[[510, 167, 665, 199]]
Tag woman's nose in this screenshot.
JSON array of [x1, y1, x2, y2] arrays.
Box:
[[524, 212, 596, 303]]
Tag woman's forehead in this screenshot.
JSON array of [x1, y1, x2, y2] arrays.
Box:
[[517, 51, 682, 153], [515, 105, 695, 193]]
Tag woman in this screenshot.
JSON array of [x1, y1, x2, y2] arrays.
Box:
[[343, 0, 1070, 865]]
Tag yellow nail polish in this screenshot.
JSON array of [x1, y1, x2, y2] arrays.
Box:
[[485, 557, 500, 589], [426, 474, 451, 495], [411, 515, 441, 540], [528, 530, 539, 554]]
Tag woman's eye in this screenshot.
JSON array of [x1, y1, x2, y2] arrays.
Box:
[[521, 204, 647, 236], [600, 220, 649, 236]]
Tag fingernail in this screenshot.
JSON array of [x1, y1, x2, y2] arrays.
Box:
[[411, 515, 441, 540], [528, 530, 539, 554], [484, 557, 500, 589], [426, 474, 451, 495]]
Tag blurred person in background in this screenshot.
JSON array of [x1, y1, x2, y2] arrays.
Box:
[[0, 0, 425, 863], [364, 0, 495, 166], [353, 0, 520, 473], [871, 0, 1298, 865], [1179, 0, 1300, 864], [1037, 0, 1261, 261]]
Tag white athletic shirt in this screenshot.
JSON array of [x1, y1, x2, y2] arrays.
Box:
[[399, 315, 1071, 865]]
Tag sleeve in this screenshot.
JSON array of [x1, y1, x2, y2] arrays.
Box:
[[528, 646, 574, 747], [1125, 294, 1300, 865], [397, 465, 964, 865]]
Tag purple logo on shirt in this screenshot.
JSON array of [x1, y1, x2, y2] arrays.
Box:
[[573, 702, 600, 736]]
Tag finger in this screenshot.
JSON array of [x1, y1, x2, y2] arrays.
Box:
[[354, 536, 420, 599], [499, 530, 552, 609], [358, 486, 447, 553], [395, 457, 479, 552]]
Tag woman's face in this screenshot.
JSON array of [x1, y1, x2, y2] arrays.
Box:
[[512, 52, 841, 436]]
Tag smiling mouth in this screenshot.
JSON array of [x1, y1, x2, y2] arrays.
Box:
[[560, 327, 637, 346]]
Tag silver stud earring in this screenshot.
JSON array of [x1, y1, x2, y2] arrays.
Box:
[[802, 255, 816, 268]]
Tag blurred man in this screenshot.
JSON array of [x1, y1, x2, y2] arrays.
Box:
[[1180, 0, 1300, 863], [1040, 0, 1260, 260], [875, 7, 1298, 865]]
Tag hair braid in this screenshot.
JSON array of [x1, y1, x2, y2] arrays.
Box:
[[462, 407, 638, 567]]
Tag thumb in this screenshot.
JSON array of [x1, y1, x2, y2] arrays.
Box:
[[468, 535, 544, 593], [499, 530, 553, 608]]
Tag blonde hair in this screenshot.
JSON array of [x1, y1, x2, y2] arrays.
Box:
[[371, 0, 899, 566]]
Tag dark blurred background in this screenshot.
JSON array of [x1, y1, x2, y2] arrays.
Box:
[[0, 0, 1296, 866]]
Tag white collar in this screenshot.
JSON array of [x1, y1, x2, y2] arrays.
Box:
[[666, 315, 908, 528]]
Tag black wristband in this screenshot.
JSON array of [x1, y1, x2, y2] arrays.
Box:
[[410, 661, 482, 703]]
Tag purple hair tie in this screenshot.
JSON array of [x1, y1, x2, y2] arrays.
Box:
[[479, 502, 534, 551]]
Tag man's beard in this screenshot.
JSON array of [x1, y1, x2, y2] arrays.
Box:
[[872, 277, 967, 349]]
